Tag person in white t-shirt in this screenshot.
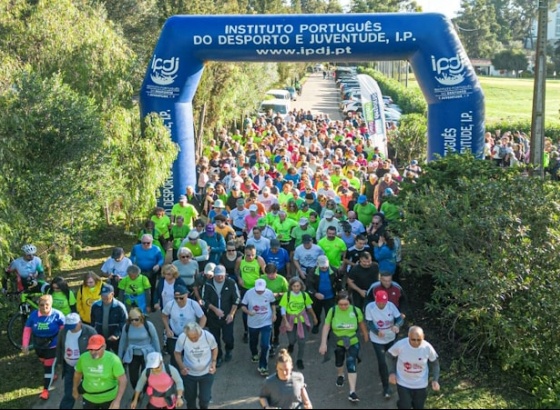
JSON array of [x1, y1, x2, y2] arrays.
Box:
[[241, 278, 277, 377], [174, 322, 218, 410], [100, 247, 132, 289], [386, 326, 440, 409], [162, 285, 207, 371], [365, 289, 404, 399]]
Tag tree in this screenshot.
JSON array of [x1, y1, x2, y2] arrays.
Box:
[[0, 71, 110, 246], [394, 153, 560, 408], [492, 49, 529, 73], [455, 0, 502, 59]]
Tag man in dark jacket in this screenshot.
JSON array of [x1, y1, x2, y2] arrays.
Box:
[[202, 264, 240, 367], [90, 284, 128, 353], [306, 255, 342, 334], [56, 313, 97, 409]]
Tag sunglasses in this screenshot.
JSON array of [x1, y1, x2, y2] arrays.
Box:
[[410, 338, 422, 342], [174, 296, 186, 300], [130, 318, 141, 322], [88, 347, 104, 352], [227, 249, 236, 252], [180, 255, 192, 259], [142, 242, 151, 245]]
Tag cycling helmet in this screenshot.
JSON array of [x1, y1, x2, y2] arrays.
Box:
[[21, 244, 37, 255]]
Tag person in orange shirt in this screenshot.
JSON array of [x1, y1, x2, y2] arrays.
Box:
[[214, 215, 236, 241]]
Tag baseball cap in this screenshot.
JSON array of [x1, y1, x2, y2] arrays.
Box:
[[305, 193, 315, 200], [86, 334, 106, 350], [411, 160, 418, 165], [299, 217, 309, 226], [65, 313, 81, 330], [324, 210, 334, 219], [300, 202, 309, 209], [179, 195, 187, 201], [111, 247, 124, 260], [205, 224, 215, 235], [146, 352, 163, 369], [214, 265, 226, 276], [100, 283, 114, 296], [255, 279, 267, 292], [317, 255, 329, 268], [204, 263, 216, 275], [302, 234, 313, 243], [232, 184, 240, 191], [270, 239, 281, 248], [188, 230, 199, 240], [358, 195, 367, 204], [249, 204, 258, 212], [206, 183, 215, 189], [375, 290, 389, 303], [384, 188, 394, 196], [174, 285, 188, 295], [236, 198, 245, 206]]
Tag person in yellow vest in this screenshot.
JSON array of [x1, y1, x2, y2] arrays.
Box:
[[235, 244, 266, 343], [76, 272, 104, 325], [179, 230, 210, 271]]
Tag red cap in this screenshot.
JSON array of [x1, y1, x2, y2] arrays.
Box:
[[375, 290, 389, 303]]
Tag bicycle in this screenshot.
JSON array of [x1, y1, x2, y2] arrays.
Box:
[[6, 288, 43, 350]]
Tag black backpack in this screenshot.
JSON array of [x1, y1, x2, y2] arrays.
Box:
[[144, 363, 177, 406]]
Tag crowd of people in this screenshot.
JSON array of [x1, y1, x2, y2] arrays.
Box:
[[6, 73, 445, 409]]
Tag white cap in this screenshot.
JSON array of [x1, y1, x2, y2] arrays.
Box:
[[187, 230, 199, 240], [317, 255, 329, 268], [255, 279, 267, 292], [324, 210, 334, 219], [204, 263, 216, 275], [145, 352, 163, 369], [249, 204, 258, 212]]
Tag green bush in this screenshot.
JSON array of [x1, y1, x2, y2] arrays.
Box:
[[395, 154, 560, 408]]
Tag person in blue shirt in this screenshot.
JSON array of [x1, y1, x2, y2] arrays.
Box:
[[130, 234, 164, 309], [200, 224, 226, 265], [262, 239, 291, 278], [22, 294, 66, 401]]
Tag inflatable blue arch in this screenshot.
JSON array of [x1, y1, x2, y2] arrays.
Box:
[[140, 13, 485, 210]]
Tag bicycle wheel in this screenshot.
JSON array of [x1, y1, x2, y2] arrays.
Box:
[[7, 312, 29, 350]]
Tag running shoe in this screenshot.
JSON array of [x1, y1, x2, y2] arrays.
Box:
[[383, 387, 392, 399], [39, 389, 49, 400], [251, 354, 259, 363], [348, 392, 360, 402], [336, 375, 345, 387], [258, 367, 269, 376]]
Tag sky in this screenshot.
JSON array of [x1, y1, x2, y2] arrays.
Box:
[[415, 0, 462, 19]]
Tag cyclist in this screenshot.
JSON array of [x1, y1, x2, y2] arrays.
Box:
[[5, 244, 45, 293]]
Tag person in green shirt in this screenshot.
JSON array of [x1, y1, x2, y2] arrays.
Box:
[[318, 290, 369, 403], [118, 265, 152, 314], [169, 216, 190, 261], [171, 195, 199, 230], [353, 195, 377, 227], [317, 226, 348, 271], [379, 188, 402, 223], [291, 218, 317, 248], [272, 211, 298, 250], [47, 276, 77, 315], [151, 207, 172, 247], [263, 263, 289, 353], [279, 277, 318, 370], [73, 334, 127, 409]]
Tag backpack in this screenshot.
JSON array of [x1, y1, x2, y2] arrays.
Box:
[[144, 363, 177, 406], [124, 319, 152, 341]]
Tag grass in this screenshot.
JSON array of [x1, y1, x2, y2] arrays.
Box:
[[407, 76, 560, 127]]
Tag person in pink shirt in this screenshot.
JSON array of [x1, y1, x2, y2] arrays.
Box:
[[244, 204, 261, 234]]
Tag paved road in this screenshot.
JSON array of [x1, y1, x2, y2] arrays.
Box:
[[33, 72, 396, 410]]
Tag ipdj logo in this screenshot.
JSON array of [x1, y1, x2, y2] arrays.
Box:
[[431, 54, 465, 86], [150, 55, 180, 86]]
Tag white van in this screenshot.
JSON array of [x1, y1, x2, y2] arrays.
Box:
[[259, 98, 291, 116], [265, 89, 291, 101]]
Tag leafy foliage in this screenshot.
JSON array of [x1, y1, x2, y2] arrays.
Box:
[[105, 110, 178, 229], [388, 113, 427, 165], [395, 154, 560, 408], [0, 71, 109, 248], [492, 49, 529, 73]]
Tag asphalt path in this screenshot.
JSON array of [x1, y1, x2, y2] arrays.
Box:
[[33, 72, 397, 409]]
